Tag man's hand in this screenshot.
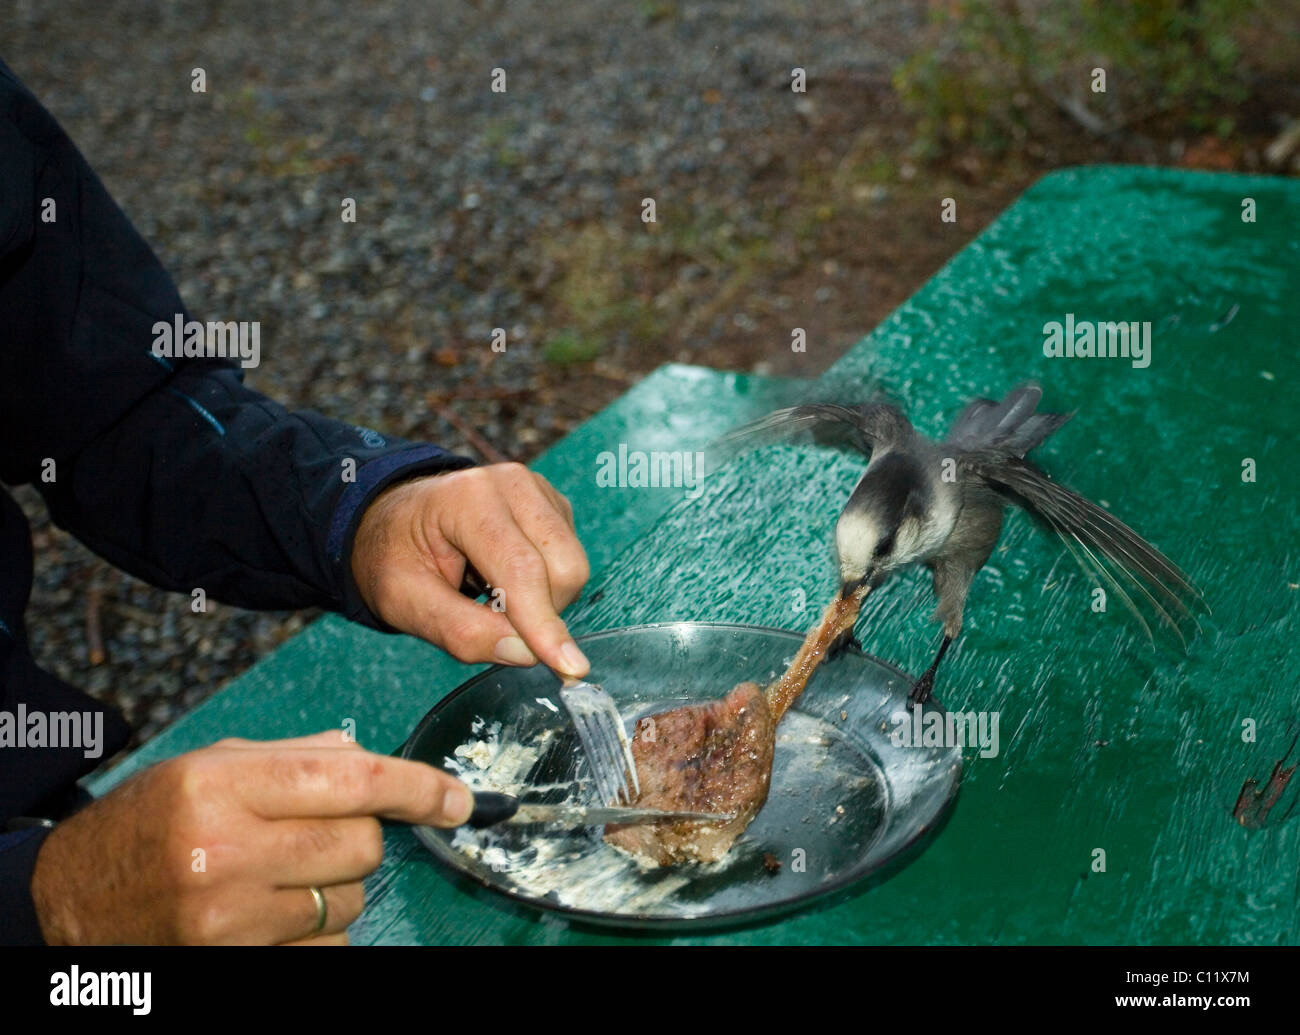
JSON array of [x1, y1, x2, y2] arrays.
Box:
[[350, 463, 591, 676], [29, 731, 473, 945]]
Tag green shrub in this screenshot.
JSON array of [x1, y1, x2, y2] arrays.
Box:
[[894, 0, 1263, 157]]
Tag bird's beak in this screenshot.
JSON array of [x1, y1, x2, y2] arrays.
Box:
[[839, 572, 876, 603]]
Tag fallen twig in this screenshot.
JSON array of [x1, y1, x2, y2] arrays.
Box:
[[435, 405, 513, 464], [85, 584, 106, 666]]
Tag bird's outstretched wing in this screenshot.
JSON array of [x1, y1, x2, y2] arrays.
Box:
[[705, 402, 911, 474], [962, 451, 1206, 647]]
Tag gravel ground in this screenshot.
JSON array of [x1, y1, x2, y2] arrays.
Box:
[[5, 1, 1293, 753]]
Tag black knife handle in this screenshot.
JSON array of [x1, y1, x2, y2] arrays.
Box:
[[459, 562, 492, 600], [465, 791, 519, 828]]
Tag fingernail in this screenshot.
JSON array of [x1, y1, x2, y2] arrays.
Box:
[[444, 784, 473, 825], [558, 641, 589, 677], [493, 635, 537, 666]]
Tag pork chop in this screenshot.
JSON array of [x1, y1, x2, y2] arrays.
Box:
[[604, 587, 868, 865], [604, 681, 774, 865]]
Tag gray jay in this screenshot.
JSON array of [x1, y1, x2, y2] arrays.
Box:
[[718, 383, 1204, 703]]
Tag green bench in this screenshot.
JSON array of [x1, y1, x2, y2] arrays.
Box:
[[88, 166, 1300, 945]]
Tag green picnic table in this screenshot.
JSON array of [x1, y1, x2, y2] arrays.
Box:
[[87, 166, 1300, 945]]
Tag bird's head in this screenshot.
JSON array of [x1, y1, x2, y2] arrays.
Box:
[[833, 464, 937, 597], [835, 506, 909, 597]]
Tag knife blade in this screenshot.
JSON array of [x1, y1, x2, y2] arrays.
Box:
[[466, 791, 734, 828]]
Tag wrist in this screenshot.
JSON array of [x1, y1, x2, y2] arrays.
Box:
[[349, 476, 422, 617], [332, 448, 476, 631]]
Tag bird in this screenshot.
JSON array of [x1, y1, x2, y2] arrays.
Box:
[[713, 383, 1205, 704]]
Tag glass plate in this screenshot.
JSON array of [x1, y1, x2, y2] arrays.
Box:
[[401, 622, 962, 930]]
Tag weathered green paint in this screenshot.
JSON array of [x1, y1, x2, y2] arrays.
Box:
[[88, 167, 1300, 944]]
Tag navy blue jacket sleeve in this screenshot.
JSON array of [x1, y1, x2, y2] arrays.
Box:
[[0, 827, 50, 945], [0, 57, 475, 627], [0, 56, 479, 944]]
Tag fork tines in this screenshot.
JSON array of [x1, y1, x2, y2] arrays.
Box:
[[559, 680, 640, 806]]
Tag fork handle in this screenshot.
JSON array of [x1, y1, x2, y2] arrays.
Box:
[[465, 791, 520, 828]]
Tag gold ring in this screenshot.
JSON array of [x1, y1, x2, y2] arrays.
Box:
[[308, 885, 327, 935]]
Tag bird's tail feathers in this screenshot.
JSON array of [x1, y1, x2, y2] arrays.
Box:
[[948, 382, 1072, 456], [998, 410, 1073, 455]]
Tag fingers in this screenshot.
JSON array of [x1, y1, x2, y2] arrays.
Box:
[[532, 471, 576, 531], [261, 817, 385, 887], [354, 462, 590, 676], [374, 565, 537, 667], [167, 742, 458, 945], [236, 749, 474, 827], [476, 540, 587, 677], [175, 880, 365, 945], [216, 730, 362, 751], [505, 471, 589, 612], [454, 469, 588, 677], [270, 881, 364, 943]]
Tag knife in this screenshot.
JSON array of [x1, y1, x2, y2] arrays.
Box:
[[465, 791, 734, 828]]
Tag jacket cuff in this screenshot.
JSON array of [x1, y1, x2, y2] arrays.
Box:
[[0, 826, 51, 945], [327, 444, 477, 632]]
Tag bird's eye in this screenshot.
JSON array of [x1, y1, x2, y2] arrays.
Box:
[[873, 534, 895, 558]]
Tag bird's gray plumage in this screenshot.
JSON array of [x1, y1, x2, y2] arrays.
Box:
[[715, 383, 1204, 698]]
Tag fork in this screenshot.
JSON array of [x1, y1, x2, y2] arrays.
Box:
[[559, 678, 641, 806]]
